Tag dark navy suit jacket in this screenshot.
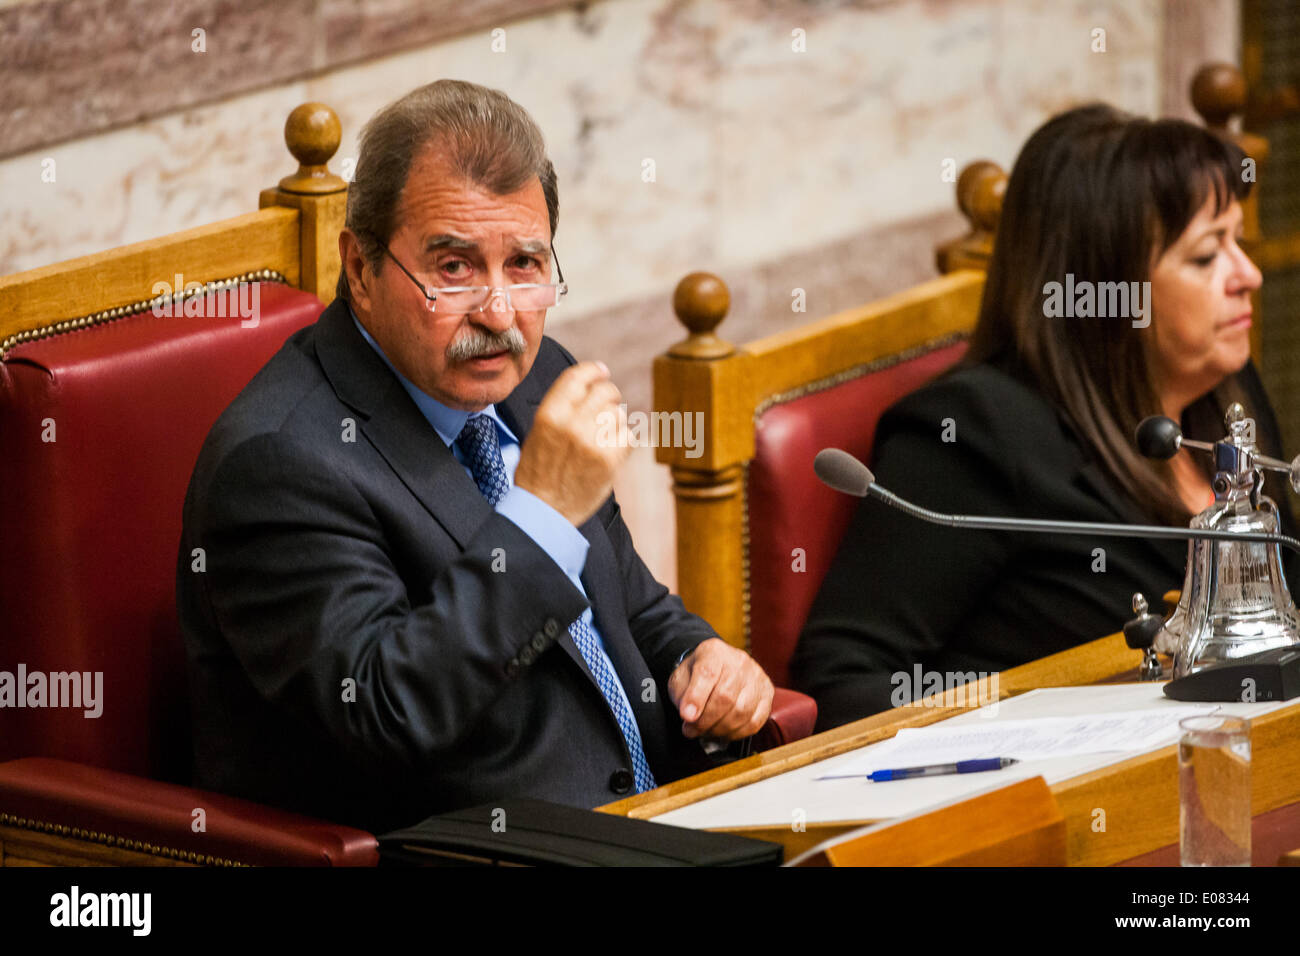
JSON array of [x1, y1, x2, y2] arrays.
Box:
[[178, 298, 717, 833]]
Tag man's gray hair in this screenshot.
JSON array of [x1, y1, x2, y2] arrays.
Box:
[[337, 79, 559, 302]]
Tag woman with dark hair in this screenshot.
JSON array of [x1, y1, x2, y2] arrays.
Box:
[[790, 103, 1294, 730]]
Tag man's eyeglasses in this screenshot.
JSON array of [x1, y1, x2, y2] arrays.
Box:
[[382, 243, 568, 313]]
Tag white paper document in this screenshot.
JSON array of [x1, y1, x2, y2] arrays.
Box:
[[816, 706, 1217, 778], [650, 684, 1297, 831]]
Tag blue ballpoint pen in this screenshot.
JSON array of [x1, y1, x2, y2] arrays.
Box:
[[867, 757, 1019, 782]]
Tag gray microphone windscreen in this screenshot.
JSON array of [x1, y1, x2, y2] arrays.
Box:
[[813, 448, 875, 497]]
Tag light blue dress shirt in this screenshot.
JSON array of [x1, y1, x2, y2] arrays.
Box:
[[350, 312, 639, 723]]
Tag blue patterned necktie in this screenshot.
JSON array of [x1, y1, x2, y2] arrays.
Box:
[[454, 414, 656, 792]]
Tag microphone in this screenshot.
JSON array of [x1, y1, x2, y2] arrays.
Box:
[[813, 447, 875, 497], [812, 447, 1300, 555]]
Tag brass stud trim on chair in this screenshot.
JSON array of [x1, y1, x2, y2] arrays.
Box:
[[0, 811, 248, 867], [741, 331, 971, 649], [740, 467, 752, 649], [750, 332, 970, 421], [0, 268, 289, 358]]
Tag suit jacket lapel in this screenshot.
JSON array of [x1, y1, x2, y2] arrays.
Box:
[[496, 381, 541, 447], [314, 300, 490, 547], [580, 519, 630, 689], [578, 513, 672, 765]]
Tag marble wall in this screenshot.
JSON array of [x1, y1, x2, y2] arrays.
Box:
[[2, 0, 1232, 586], [0, 0, 575, 157]]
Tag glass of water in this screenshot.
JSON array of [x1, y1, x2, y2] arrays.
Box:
[[1179, 714, 1251, 867]]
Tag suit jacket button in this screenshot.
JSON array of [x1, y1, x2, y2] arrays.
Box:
[[505, 658, 520, 678], [609, 769, 634, 794], [519, 645, 536, 666], [543, 618, 559, 638], [531, 632, 548, 652]]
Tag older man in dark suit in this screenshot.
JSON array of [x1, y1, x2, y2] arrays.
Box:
[[177, 79, 773, 833]]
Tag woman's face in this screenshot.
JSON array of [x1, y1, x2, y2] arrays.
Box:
[[1148, 195, 1261, 407]]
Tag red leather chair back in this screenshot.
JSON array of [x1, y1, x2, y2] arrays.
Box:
[[0, 283, 323, 780], [746, 341, 968, 686]]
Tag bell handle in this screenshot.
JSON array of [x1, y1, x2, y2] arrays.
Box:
[[1135, 415, 1295, 477]]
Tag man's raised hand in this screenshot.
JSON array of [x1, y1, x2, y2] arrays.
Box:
[[514, 361, 630, 527]]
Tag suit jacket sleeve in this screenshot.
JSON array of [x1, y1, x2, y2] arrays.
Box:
[[790, 371, 1023, 727], [191, 429, 594, 772]]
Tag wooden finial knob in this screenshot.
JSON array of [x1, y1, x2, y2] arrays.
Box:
[[1191, 63, 1247, 130], [669, 273, 734, 359], [279, 102, 347, 195], [936, 161, 1005, 274], [957, 160, 1006, 233]]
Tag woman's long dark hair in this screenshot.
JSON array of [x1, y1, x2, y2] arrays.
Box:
[[966, 103, 1254, 527]]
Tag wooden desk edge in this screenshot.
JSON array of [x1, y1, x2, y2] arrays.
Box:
[[600, 630, 1138, 820], [600, 630, 1300, 865]]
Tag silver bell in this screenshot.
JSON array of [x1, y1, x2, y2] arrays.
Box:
[[1150, 404, 1300, 677]]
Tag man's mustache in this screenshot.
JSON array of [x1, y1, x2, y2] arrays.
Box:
[[447, 326, 527, 362]]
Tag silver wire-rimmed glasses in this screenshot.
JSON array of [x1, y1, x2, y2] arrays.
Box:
[[382, 243, 568, 313]]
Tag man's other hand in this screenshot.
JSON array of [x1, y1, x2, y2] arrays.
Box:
[[667, 639, 775, 740], [515, 361, 631, 527]]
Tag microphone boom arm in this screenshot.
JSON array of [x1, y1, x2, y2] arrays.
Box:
[[865, 484, 1300, 555]]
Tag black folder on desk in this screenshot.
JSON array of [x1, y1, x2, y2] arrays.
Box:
[[378, 798, 783, 867]]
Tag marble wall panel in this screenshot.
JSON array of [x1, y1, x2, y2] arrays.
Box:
[[0, 0, 316, 157], [0, 0, 573, 158]]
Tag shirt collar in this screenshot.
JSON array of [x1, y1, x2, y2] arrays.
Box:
[[349, 307, 517, 448]]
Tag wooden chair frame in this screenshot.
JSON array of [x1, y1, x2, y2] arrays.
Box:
[[653, 268, 986, 649], [0, 102, 347, 354], [0, 102, 350, 867]]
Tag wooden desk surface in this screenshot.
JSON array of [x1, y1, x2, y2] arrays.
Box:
[[599, 632, 1300, 865]]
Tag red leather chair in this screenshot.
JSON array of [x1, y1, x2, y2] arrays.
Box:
[[654, 270, 984, 720], [747, 340, 969, 688], [0, 281, 379, 865]]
